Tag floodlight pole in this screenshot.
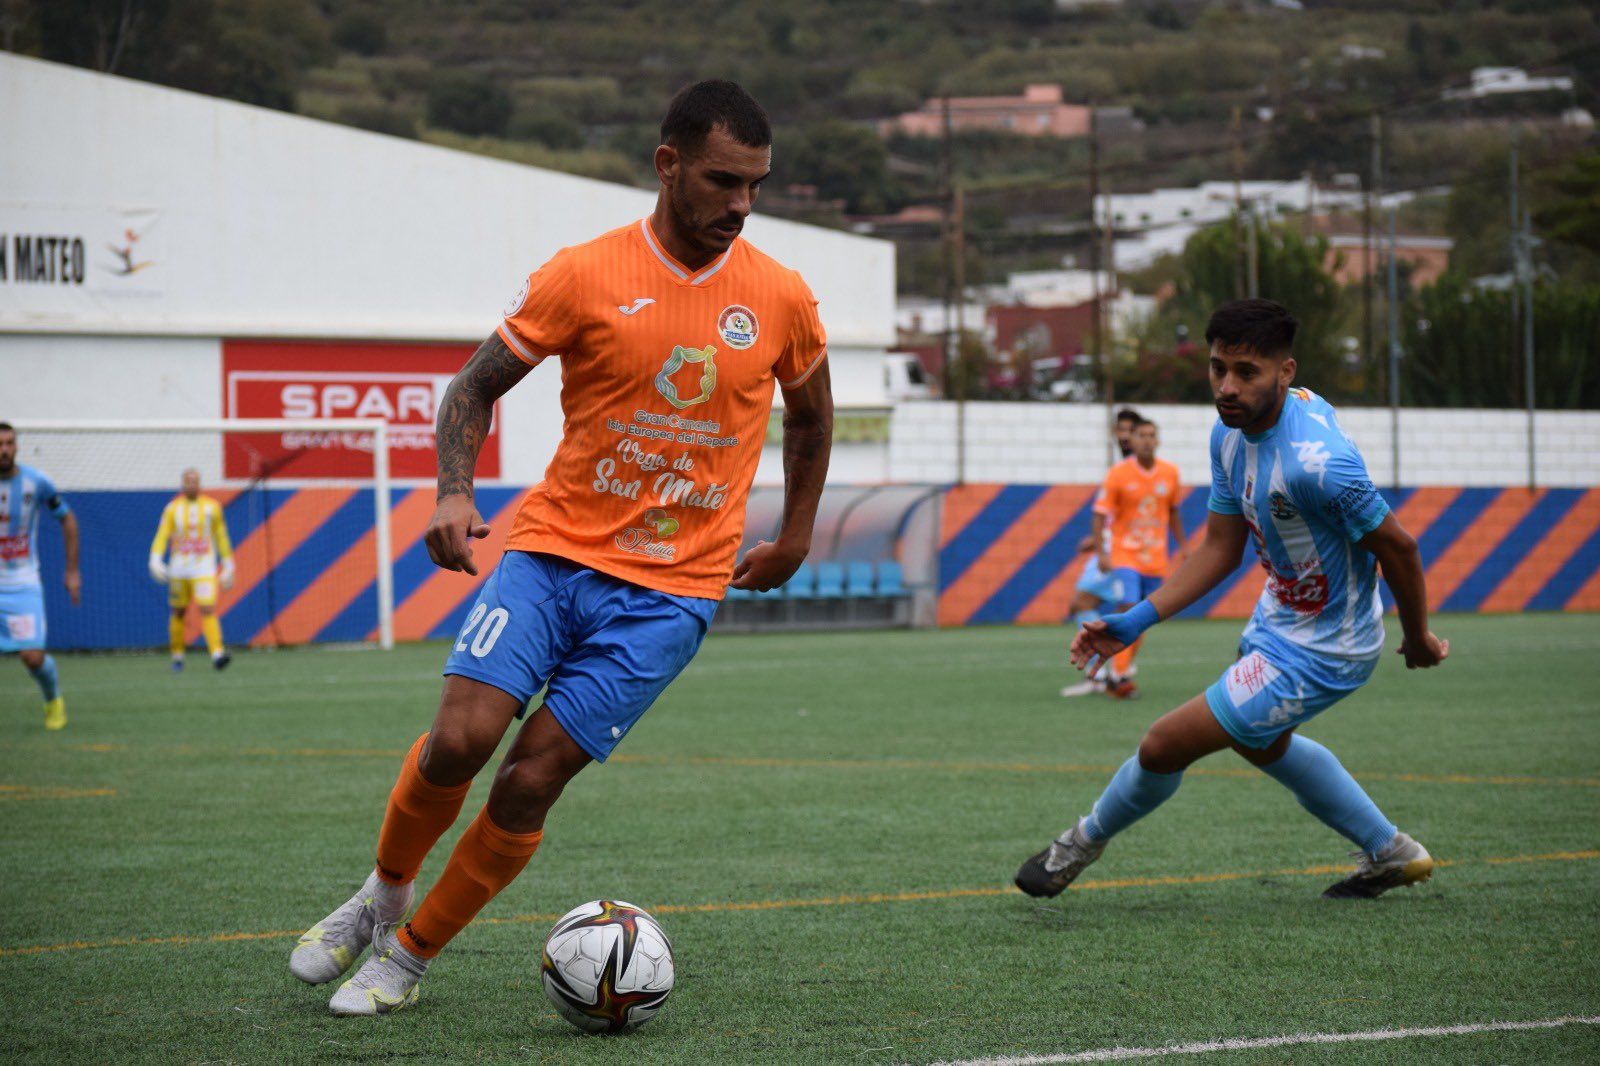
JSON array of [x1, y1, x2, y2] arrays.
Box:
[[1386, 205, 1402, 492]]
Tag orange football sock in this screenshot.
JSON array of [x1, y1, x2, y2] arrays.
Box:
[[1111, 637, 1143, 679], [374, 733, 473, 886], [397, 808, 542, 958]]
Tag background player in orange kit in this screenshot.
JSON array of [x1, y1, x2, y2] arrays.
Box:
[[1089, 419, 1184, 698], [288, 80, 833, 1016]]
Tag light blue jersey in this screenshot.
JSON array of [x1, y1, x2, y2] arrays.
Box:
[[1207, 389, 1390, 662], [0, 465, 70, 592]]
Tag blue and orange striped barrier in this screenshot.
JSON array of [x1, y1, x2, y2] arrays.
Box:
[[937, 484, 1600, 627], [31, 481, 1600, 650]]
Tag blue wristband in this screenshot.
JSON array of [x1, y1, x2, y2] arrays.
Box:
[[1102, 599, 1160, 645]]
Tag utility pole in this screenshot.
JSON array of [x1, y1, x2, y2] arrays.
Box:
[[1509, 129, 1536, 488], [1386, 204, 1402, 492], [1245, 200, 1260, 298], [1364, 114, 1381, 395], [939, 95, 963, 483], [1231, 106, 1245, 299], [1089, 105, 1112, 466], [953, 181, 967, 485]]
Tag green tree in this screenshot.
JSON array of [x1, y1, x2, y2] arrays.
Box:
[[783, 120, 903, 215], [1166, 216, 1346, 367], [427, 69, 512, 138], [1405, 275, 1600, 409]]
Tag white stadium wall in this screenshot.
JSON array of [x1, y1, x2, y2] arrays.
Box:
[[890, 401, 1600, 488]]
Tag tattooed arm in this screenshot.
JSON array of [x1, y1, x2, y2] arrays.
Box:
[[730, 360, 833, 591], [425, 333, 532, 574]]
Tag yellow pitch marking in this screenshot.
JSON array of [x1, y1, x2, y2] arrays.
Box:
[[1, 848, 1593, 960], [0, 784, 116, 801]]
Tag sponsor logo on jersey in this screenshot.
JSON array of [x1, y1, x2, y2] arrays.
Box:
[[716, 305, 759, 350], [654, 344, 718, 409], [615, 526, 677, 561], [1290, 439, 1331, 484], [1269, 490, 1298, 520], [619, 297, 655, 316]]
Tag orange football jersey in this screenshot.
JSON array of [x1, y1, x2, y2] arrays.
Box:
[[496, 219, 827, 599], [1095, 457, 1181, 576]]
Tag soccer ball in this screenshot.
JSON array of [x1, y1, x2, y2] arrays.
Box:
[[540, 899, 675, 1034]]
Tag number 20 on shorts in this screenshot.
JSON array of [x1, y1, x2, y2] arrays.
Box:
[[455, 603, 510, 657]]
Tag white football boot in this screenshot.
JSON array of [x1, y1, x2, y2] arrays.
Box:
[[290, 871, 412, 985], [328, 923, 429, 1016], [1323, 831, 1435, 899]]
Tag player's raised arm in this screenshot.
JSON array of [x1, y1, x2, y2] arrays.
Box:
[[426, 332, 532, 575], [1359, 514, 1448, 669], [731, 359, 833, 591]]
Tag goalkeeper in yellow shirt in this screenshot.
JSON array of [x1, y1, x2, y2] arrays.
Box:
[[149, 469, 234, 671]]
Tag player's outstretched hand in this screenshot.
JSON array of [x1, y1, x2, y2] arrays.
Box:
[[1069, 620, 1127, 674], [1397, 631, 1449, 669], [425, 494, 491, 575], [219, 559, 235, 590], [64, 568, 82, 606], [730, 540, 806, 592]]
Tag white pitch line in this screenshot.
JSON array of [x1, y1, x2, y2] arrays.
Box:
[[921, 1015, 1600, 1065]]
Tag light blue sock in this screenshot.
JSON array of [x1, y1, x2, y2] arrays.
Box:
[[1082, 755, 1184, 842], [28, 656, 60, 701], [1260, 735, 1396, 857]]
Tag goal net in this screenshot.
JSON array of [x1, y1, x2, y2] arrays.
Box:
[[10, 419, 395, 652]]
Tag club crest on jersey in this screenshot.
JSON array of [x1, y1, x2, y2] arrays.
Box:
[[654, 345, 718, 409], [1269, 490, 1298, 520], [716, 305, 758, 350]]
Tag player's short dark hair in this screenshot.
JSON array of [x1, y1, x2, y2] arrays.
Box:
[[1133, 418, 1157, 432], [0, 421, 13, 434], [1115, 408, 1142, 424], [1205, 299, 1298, 358], [660, 80, 771, 158]]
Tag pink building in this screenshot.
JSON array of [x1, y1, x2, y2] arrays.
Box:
[[883, 84, 1091, 139]]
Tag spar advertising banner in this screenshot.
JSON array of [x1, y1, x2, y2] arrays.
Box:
[[0, 203, 164, 319], [221, 340, 500, 480]]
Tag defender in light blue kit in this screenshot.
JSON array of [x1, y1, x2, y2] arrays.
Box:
[[0, 423, 82, 730], [1017, 300, 1450, 902]]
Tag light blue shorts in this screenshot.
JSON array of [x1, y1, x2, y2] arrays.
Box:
[[1205, 632, 1376, 750], [443, 552, 718, 762], [1075, 557, 1124, 604], [0, 584, 47, 653], [1109, 567, 1163, 608]]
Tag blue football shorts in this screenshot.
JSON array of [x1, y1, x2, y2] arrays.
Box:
[[443, 551, 718, 762], [1109, 567, 1163, 608], [0, 584, 47, 653], [1075, 557, 1124, 604], [1205, 631, 1377, 750]]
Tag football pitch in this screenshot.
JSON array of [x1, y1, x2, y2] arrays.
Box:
[[2, 614, 1597, 1064]]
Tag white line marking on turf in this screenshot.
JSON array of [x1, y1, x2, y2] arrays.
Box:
[[921, 1016, 1600, 1065]]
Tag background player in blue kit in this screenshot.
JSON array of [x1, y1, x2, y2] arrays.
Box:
[[1017, 300, 1449, 901], [0, 423, 81, 730]]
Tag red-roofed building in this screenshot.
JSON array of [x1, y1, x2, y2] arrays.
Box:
[[883, 84, 1092, 139]]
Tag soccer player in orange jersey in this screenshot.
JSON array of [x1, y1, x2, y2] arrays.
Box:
[[1088, 418, 1184, 699], [289, 81, 833, 1016]]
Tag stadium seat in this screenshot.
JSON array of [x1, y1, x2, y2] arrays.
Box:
[[814, 561, 846, 598], [877, 560, 906, 597], [785, 562, 816, 598], [845, 560, 876, 598]]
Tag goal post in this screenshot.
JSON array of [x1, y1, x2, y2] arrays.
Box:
[[11, 418, 396, 652]]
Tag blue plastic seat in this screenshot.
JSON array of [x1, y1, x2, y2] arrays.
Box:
[[877, 560, 906, 597], [814, 561, 846, 598], [845, 561, 876, 598], [785, 562, 816, 598]]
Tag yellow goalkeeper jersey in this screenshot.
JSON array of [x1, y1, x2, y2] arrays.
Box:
[[150, 495, 233, 579]]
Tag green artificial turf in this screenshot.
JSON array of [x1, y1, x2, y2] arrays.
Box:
[[1, 613, 1597, 1064]]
